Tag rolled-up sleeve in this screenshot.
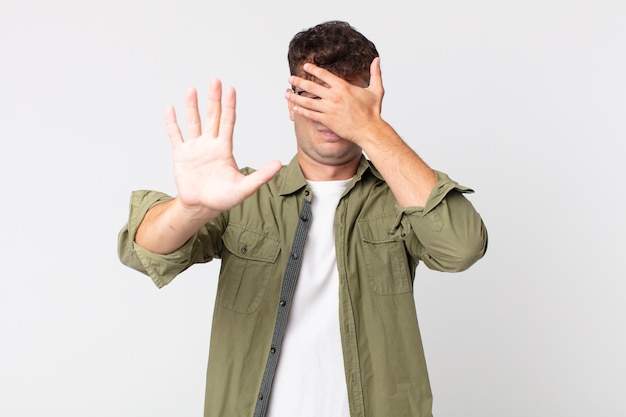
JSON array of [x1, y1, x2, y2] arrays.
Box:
[[400, 171, 488, 272], [117, 190, 223, 288]]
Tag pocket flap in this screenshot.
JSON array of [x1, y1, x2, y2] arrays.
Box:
[[358, 214, 399, 244], [222, 224, 280, 263]]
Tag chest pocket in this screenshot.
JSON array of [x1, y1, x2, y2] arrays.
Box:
[[219, 223, 280, 313], [358, 214, 412, 295]]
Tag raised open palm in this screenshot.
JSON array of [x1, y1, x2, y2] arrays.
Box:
[[165, 80, 282, 216]]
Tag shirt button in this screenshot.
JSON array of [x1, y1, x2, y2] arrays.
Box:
[[258, 394, 264, 401], [304, 190, 310, 196], [291, 252, 298, 260], [279, 300, 287, 307], [270, 347, 276, 354], [240, 245, 248, 254], [301, 214, 309, 221]]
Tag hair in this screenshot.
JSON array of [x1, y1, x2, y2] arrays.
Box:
[[287, 20, 379, 83]]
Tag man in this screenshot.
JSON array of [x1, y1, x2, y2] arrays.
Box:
[[118, 20, 487, 417]]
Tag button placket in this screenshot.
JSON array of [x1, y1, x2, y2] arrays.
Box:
[[252, 199, 313, 417]]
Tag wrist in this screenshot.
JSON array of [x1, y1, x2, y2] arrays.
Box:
[[355, 120, 397, 152], [174, 198, 221, 224]]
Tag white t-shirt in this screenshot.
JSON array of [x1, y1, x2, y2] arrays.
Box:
[[266, 179, 352, 417]]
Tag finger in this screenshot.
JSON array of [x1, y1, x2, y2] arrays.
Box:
[[205, 79, 223, 138], [289, 75, 321, 98], [290, 100, 323, 123], [185, 88, 202, 139], [218, 86, 237, 143], [288, 76, 332, 110], [165, 105, 184, 147], [301, 62, 341, 88], [286, 88, 324, 114]]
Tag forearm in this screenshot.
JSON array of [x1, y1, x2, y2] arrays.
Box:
[[135, 198, 220, 255], [359, 121, 436, 207]]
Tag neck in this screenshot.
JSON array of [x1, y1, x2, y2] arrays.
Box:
[[297, 153, 360, 181]]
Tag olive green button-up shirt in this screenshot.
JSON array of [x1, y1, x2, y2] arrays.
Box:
[[118, 155, 487, 417]]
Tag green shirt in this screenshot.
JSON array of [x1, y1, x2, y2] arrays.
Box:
[[118, 155, 488, 417]]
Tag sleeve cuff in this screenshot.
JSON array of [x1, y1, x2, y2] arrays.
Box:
[[397, 170, 474, 216], [118, 190, 196, 288]]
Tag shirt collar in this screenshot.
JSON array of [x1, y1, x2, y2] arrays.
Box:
[[278, 154, 383, 196]]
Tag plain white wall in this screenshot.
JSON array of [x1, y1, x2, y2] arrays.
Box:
[[1, 0, 624, 416]]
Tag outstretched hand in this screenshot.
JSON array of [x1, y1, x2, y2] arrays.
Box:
[[165, 80, 282, 218]]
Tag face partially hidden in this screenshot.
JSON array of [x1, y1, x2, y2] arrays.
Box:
[[288, 75, 368, 180]]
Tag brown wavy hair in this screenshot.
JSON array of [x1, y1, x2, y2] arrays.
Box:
[[288, 20, 379, 84]]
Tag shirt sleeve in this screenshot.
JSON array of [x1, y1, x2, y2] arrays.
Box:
[[398, 171, 488, 272], [117, 190, 225, 288]]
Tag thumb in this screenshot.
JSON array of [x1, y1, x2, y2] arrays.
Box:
[[239, 160, 282, 196], [368, 57, 383, 94]]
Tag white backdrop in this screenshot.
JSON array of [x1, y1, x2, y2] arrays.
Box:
[[1, 0, 624, 416]]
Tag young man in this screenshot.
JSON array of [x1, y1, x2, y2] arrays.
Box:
[[118, 20, 487, 417]]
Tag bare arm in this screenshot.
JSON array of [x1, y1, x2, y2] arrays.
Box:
[[136, 80, 281, 254], [286, 58, 436, 207]]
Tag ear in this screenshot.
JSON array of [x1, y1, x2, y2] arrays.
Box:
[[286, 88, 296, 121]]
